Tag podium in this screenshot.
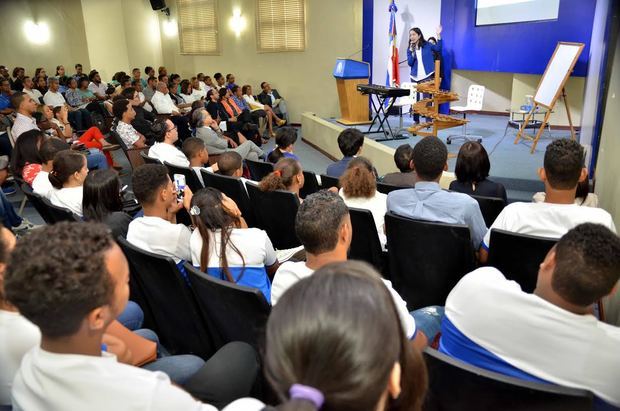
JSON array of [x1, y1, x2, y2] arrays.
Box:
[[333, 59, 371, 125]]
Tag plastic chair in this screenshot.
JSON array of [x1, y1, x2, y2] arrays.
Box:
[[164, 161, 204, 192], [116, 237, 215, 359], [20, 183, 54, 224], [319, 174, 339, 189], [200, 170, 257, 227], [348, 207, 387, 277], [299, 170, 320, 199], [487, 229, 557, 293], [385, 213, 475, 310], [377, 181, 407, 195], [140, 151, 162, 165], [185, 263, 270, 350], [447, 84, 485, 144], [245, 183, 301, 249], [423, 348, 593, 411], [246, 159, 274, 181], [470, 195, 506, 227]]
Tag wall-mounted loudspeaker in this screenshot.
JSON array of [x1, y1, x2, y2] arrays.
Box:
[[150, 0, 167, 11]]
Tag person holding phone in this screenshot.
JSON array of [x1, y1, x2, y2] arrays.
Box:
[[407, 25, 442, 124]]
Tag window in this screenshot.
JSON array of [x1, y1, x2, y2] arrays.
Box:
[[256, 0, 306, 52], [177, 0, 220, 55]]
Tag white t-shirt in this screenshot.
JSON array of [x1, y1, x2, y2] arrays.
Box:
[[42, 91, 66, 108], [149, 142, 190, 168], [180, 93, 196, 104], [440, 267, 620, 406], [32, 170, 53, 198], [192, 88, 206, 100], [23, 88, 42, 101], [0, 310, 40, 406], [49, 186, 84, 217], [271, 261, 416, 339], [482, 201, 616, 249], [191, 167, 213, 186], [127, 216, 192, 263], [151, 91, 180, 115], [88, 81, 108, 98], [339, 189, 388, 249]]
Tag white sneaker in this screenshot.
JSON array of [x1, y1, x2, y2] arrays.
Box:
[[13, 218, 41, 232]]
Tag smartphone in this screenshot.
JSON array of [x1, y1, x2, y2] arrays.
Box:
[[173, 174, 186, 202]]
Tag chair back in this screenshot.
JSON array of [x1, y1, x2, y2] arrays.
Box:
[[385, 213, 475, 310], [348, 207, 386, 275], [140, 151, 162, 164], [487, 229, 557, 293], [245, 183, 301, 249], [41, 198, 80, 223], [246, 159, 274, 181], [299, 170, 320, 199], [471, 195, 505, 227], [394, 82, 417, 107], [423, 348, 593, 411], [164, 161, 204, 192], [108, 130, 145, 169], [185, 263, 270, 349], [319, 174, 339, 189], [116, 237, 214, 358], [466, 85, 485, 111], [200, 171, 256, 227], [377, 181, 406, 195], [20, 183, 54, 224]]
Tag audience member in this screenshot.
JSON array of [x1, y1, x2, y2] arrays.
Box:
[[479, 139, 616, 262], [0, 66, 8, 79], [190, 77, 206, 100], [72, 63, 87, 84], [77, 78, 97, 104], [32, 138, 69, 197], [143, 76, 157, 102], [257, 81, 288, 122], [132, 67, 146, 89], [151, 82, 192, 140], [231, 86, 268, 137], [242, 85, 285, 138], [87, 70, 108, 101], [213, 72, 225, 90], [0, 78, 13, 115], [127, 164, 192, 264], [65, 77, 101, 115], [218, 88, 260, 143], [267, 127, 299, 163], [21, 76, 42, 102], [216, 152, 243, 178], [120, 87, 157, 143], [225, 73, 237, 90], [449, 141, 507, 202], [339, 157, 387, 248], [34, 75, 48, 96], [11, 67, 25, 92], [83, 169, 133, 239], [382, 143, 417, 187], [179, 79, 195, 104], [112, 99, 147, 148], [440, 223, 620, 407], [9, 92, 39, 139], [10, 129, 45, 184], [148, 119, 189, 167], [168, 74, 182, 97], [54, 65, 69, 93], [326, 128, 365, 177], [387, 136, 487, 249], [145, 66, 156, 79], [259, 158, 304, 200], [48, 150, 88, 216], [190, 187, 279, 303], [44, 77, 93, 131], [181, 137, 215, 186]]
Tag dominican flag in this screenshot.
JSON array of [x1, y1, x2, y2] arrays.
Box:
[[386, 0, 400, 88]]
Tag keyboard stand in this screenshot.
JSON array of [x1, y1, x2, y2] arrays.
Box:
[[363, 94, 408, 142]]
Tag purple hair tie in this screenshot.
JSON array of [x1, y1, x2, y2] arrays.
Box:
[[289, 384, 324, 409]]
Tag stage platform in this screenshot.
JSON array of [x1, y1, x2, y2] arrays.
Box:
[[301, 112, 577, 203]]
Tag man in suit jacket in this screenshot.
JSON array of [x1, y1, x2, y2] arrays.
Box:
[[257, 82, 288, 122]]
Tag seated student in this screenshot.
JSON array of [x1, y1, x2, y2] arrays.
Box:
[[245, 260, 428, 411], [241, 85, 285, 138], [190, 77, 206, 101], [230, 85, 266, 132], [449, 141, 507, 203], [120, 87, 157, 143], [127, 164, 193, 264], [150, 82, 192, 141], [216, 152, 247, 181], [479, 139, 615, 263], [48, 150, 88, 216], [181, 137, 216, 186], [257, 81, 288, 122], [10, 129, 45, 185], [259, 158, 304, 201], [21, 76, 42, 102], [387, 136, 487, 249], [271, 191, 440, 347], [148, 119, 190, 167], [218, 88, 260, 143], [83, 169, 133, 239], [267, 127, 299, 163], [32, 138, 69, 198], [339, 157, 387, 249], [112, 98, 147, 149], [189, 188, 279, 303], [5, 222, 260, 410], [439, 223, 620, 408], [382, 143, 417, 187], [326, 128, 364, 177], [44, 77, 92, 131], [533, 178, 599, 207]]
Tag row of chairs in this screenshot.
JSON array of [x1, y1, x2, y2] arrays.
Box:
[[20, 183, 79, 224]]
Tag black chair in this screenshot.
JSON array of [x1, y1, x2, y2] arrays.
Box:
[[185, 263, 270, 349], [385, 213, 475, 310], [487, 229, 557, 293], [299, 170, 320, 199], [41, 198, 80, 223], [246, 159, 273, 181], [423, 348, 593, 411], [116, 237, 214, 359], [348, 207, 387, 277], [319, 173, 339, 189], [200, 170, 256, 227], [377, 181, 407, 195], [140, 151, 161, 165], [164, 161, 204, 192], [245, 183, 301, 249], [471, 194, 506, 227], [108, 130, 145, 169], [20, 183, 54, 224]]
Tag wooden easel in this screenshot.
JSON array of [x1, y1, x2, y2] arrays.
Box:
[[514, 42, 583, 153]]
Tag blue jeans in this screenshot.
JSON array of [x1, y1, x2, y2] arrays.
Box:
[[86, 149, 108, 170], [411, 305, 445, 343], [117, 301, 144, 331], [0, 190, 22, 229]]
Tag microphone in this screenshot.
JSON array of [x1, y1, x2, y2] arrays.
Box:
[[345, 44, 371, 59]]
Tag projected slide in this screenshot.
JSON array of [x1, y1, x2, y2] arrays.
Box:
[[476, 0, 560, 26]]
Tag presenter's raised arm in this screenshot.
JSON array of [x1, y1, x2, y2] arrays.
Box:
[[431, 25, 443, 52]]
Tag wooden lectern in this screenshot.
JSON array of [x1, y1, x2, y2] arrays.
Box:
[[333, 59, 371, 125]]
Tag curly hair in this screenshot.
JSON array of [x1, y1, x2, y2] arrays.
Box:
[[131, 164, 170, 205], [340, 156, 376, 199], [543, 139, 584, 190], [259, 158, 301, 193], [4, 222, 115, 338], [412, 136, 447, 181]]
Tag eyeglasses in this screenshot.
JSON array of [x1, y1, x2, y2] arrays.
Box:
[[167, 125, 177, 133]]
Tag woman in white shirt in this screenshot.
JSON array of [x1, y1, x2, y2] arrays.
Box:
[[191, 77, 207, 101], [48, 150, 88, 216], [179, 79, 197, 104], [338, 156, 388, 249], [190, 188, 279, 304], [241, 85, 285, 137]]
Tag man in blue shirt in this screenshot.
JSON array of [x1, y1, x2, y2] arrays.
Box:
[[387, 136, 486, 248], [0, 78, 13, 114], [326, 128, 365, 178]]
